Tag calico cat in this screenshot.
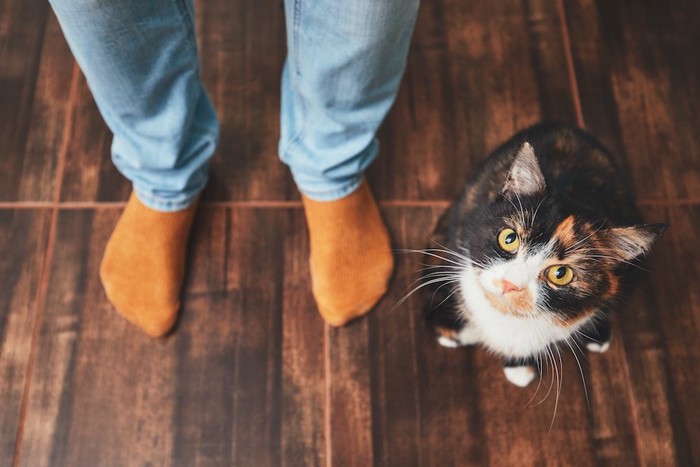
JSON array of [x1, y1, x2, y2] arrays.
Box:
[[424, 123, 665, 387]]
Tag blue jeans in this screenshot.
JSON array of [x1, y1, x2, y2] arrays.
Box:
[[49, 0, 420, 210]]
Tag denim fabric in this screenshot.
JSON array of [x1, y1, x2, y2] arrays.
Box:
[[50, 0, 419, 209], [280, 0, 420, 200]]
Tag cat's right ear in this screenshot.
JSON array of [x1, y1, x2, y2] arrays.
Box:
[[502, 142, 546, 197], [605, 223, 667, 261]]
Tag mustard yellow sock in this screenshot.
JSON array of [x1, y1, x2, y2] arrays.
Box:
[[302, 181, 394, 326], [99, 192, 197, 337]]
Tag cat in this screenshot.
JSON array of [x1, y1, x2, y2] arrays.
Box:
[[423, 123, 665, 387]]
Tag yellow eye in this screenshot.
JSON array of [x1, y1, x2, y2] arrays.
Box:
[[546, 265, 574, 286], [498, 228, 520, 253]]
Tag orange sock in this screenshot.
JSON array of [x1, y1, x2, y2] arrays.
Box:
[[99, 192, 197, 337], [302, 181, 394, 326]]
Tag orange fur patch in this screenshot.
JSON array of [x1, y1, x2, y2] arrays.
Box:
[[435, 327, 458, 340], [554, 215, 577, 248], [484, 289, 534, 316], [556, 308, 598, 328]]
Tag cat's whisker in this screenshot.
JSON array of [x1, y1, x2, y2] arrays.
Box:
[[548, 345, 564, 433], [428, 239, 472, 262], [525, 320, 549, 408], [432, 284, 462, 311], [577, 254, 651, 272], [395, 249, 464, 267], [398, 247, 487, 269], [530, 194, 549, 227], [393, 277, 460, 310], [535, 343, 557, 407], [565, 225, 605, 253], [406, 271, 458, 290], [564, 338, 590, 410], [542, 311, 599, 345]]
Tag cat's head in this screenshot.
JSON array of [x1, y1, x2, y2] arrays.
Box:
[[461, 142, 665, 329]]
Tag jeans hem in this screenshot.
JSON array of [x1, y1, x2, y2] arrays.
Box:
[[297, 175, 364, 202], [133, 189, 200, 212]]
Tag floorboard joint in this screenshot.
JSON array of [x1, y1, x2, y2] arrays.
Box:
[[556, 0, 585, 128], [11, 59, 81, 467]]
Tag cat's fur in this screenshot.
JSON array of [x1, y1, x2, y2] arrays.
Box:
[[425, 123, 665, 387]]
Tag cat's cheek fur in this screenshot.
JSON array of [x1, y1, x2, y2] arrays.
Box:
[[459, 265, 582, 359]]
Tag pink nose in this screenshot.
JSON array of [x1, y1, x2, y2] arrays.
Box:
[[502, 279, 523, 294]]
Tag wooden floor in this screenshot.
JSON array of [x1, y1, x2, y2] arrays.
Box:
[[1, 0, 698, 465]]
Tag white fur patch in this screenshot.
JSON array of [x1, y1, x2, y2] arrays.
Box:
[[504, 366, 536, 387], [437, 326, 480, 348], [455, 326, 480, 345], [586, 341, 610, 353], [438, 336, 460, 348]]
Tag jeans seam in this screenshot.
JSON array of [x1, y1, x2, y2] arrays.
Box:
[[171, 0, 198, 52], [281, 0, 307, 163]]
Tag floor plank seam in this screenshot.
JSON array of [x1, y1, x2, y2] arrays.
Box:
[[615, 332, 647, 465], [323, 324, 332, 467], [11, 60, 81, 467], [0, 199, 697, 210], [556, 0, 585, 128]]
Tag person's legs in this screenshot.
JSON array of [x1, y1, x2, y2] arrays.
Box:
[[280, 0, 420, 325], [50, 0, 218, 336]]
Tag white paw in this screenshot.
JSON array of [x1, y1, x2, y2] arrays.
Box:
[[455, 326, 480, 346], [437, 326, 480, 348], [438, 336, 460, 348], [586, 341, 610, 353], [504, 366, 536, 387]]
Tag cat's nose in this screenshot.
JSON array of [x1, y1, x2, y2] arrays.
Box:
[[501, 279, 523, 294]]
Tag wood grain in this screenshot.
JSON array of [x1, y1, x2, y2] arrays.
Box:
[[57, 71, 130, 203], [194, 0, 297, 203], [0, 0, 52, 201], [2, 0, 699, 465], [369, 207, 488, 466], [15, 208, 327, 466], [564, 0, 700, 201], [369, 0, 579, 201], [0, 210, 50, 459]]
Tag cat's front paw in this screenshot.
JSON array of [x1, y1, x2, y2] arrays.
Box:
[[436, 326, 480, 348], [586, 340, 611, 353], [503, 365, 537, 387]]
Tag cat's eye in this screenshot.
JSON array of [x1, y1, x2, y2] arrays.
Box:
[[546, 265, 574, 286], [498, 228, 520, 253]]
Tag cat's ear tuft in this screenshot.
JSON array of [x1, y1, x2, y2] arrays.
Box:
[[502, 142, 546, 197], [606, 224, 667, 261]]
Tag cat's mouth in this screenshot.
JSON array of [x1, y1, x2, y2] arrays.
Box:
[[478, 277, 536, 317]]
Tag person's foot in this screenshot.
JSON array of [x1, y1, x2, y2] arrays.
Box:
[[99, 192, 198, 337], [302, 181, 394, 326]]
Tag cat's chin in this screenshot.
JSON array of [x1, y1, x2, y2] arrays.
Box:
[[460, 267, 573, 359]]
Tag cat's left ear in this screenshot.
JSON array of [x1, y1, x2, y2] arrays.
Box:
[[502, 142, 546, 197], [606, 224, 667, 261]]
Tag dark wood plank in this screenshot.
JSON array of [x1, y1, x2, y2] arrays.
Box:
[[17, 209, 178, 466], [0, 210, 51, 458], [13, 12, 76, 203], [0, 0, 53, 201], [565, 0, 700, 201], [280, 211, 326, 467], [16, 207, 325, 466], [650, 206, 700, 465], [58, 74, 130, 203], [195, 0, 297, 203], [585, 326, 643, 467], [369, 0, 579, 201], [369, 207, 488, 466], [612, 206, 700, 466]]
